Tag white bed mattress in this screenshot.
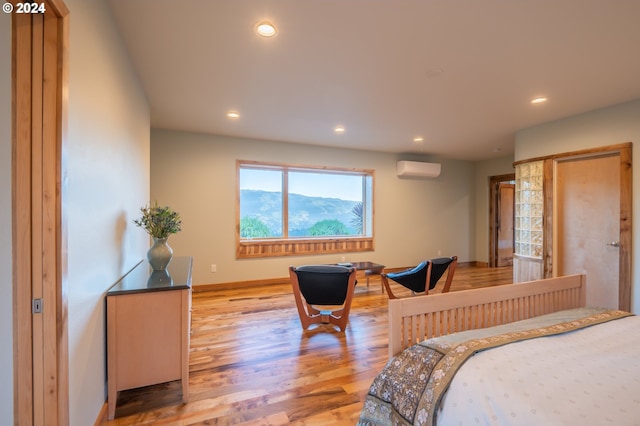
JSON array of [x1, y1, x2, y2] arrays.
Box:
[[437, 315, 640, 425]]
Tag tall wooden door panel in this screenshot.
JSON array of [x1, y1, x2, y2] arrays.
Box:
[[497, 183, 514, 267], [12, 2, 69, 424], [556, 154, 620, 309]]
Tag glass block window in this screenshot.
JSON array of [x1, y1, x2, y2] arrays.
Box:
[[515, 161, 543, 258]]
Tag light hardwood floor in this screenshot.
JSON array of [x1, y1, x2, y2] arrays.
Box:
[[101, 265, 512, 425]]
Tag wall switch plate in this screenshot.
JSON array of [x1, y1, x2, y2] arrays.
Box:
[[210, 264, 217, 273]]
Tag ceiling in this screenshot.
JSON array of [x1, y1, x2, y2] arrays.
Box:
[[107, 0, 640, 161]]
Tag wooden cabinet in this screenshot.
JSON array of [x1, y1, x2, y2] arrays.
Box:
[[106, 256, 192, 420]]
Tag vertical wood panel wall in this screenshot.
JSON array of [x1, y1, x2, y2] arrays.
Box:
[[12, 1, 69, 424]]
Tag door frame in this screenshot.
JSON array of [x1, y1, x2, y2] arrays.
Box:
[[12, 1, 69, 424], [551, 145, 632, 311], [489, 173, 516, 267], [515, 143, 632, 311]]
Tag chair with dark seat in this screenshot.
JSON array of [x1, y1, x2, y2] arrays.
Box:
[[381, 256, 457, 299], [289, 264, 357, 332]]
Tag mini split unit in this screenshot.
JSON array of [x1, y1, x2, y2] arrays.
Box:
[[396, 161, 441, 178]]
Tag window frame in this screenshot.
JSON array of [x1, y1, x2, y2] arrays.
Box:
[[236, 160, 375, 258]]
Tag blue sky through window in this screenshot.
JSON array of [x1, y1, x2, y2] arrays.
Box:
[[240, 168, 363, 201]]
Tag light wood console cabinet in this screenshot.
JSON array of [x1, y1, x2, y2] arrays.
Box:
[[106, 256, 192, 420]]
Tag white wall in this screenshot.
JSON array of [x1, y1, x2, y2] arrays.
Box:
[[515, 98, 640, 312], [65, 0, 150, 424], [0, 10, 13, 425], [150, 129, 491, 285]]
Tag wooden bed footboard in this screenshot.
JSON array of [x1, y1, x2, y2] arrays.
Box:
[[388, 274, 587, 357]]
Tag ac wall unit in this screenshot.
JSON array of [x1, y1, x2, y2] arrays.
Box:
[[396, 161, 441, 178]]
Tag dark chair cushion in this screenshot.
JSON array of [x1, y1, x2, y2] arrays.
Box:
[[386, 261, 429, 293], [295, 265, 353, 305], [386, 257, 456, 293], [428, 257, 455, 290]]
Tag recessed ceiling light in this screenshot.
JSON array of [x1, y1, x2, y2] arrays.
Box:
[[256, 21, 277, 38], [227, 111, 240, 119], [413, 136, 424, 143], [531, 96, 548, 104], [334, 125, 345, 134]]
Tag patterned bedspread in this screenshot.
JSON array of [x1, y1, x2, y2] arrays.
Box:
[[358, 308, 632, 426]]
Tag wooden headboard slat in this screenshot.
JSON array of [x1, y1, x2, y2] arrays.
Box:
[[388, 274, 587, 357]]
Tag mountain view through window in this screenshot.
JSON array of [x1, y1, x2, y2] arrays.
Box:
[[239, 163, 373, 240]]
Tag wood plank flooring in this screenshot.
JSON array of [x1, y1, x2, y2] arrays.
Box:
[[100, 265, 512, 425]]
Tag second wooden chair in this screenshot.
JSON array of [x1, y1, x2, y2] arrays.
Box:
[[381, 256, 457, 299]]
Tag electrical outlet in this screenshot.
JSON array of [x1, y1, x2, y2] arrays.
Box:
[[210, 264, 217, 273], [437, 249, 442, 256], [341, 256, 346, 262]]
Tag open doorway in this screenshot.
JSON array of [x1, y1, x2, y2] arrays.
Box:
[[489, 173, 516, 267]]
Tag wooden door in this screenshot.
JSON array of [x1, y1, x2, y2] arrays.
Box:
[[497, 183, 514, 267], [489, 174, 515, 268], [12, 1, 69, 424], [556, 154, 620, 309]]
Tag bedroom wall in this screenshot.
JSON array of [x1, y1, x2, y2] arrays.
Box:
[[515, 98, 640, 313], [65, 0, 150, 424], [150, 129, 501, 285], [0, 10, 13, 424]]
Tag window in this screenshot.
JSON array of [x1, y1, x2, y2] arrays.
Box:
[[237, 160, 374, 258]]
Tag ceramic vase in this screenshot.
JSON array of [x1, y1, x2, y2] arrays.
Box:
[[147, 269, 173, 287], [147, 237, 173, 270]]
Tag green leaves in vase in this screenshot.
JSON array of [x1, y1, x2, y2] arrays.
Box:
[[134, 202, 182, 239]]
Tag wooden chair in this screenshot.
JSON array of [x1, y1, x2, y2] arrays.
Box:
[[289, 265, 357, 332], [381, 256, 457, 299]]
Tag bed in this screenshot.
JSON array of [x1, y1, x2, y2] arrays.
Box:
[[358, 274, 640, 425]]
